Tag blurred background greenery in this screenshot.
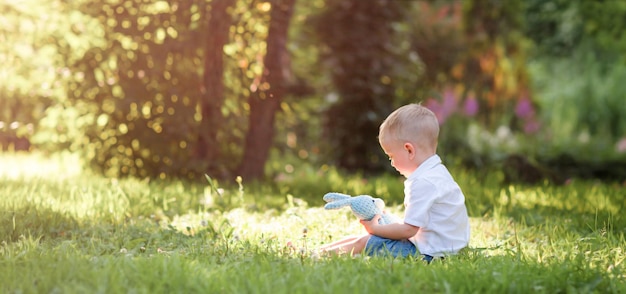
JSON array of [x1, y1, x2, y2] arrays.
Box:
[[1, 0, 625, 182]]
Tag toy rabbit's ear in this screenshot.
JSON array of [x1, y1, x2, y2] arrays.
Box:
[[324, 199, 351, 210], [323, 192, 350, 203]]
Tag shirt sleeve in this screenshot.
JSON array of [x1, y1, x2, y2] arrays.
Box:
[[403, 178, 438, 228]]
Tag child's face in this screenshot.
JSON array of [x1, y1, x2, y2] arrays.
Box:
[[380, 139, 418, 178]]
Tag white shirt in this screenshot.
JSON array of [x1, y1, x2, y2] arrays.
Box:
[[403, 154, 470, 257]]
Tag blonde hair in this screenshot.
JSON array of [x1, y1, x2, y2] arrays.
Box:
[[379, 103, 439, 152]]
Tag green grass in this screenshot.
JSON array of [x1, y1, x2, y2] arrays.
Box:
[[1, 152, 625, 293]]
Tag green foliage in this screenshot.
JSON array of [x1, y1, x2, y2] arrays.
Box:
[[460, 0, 533, 129], [525, 0, 626, 61], [2, 0, 626, 183], [30, 0, 277, 179], [0, 0, 98, 149], [579, 1, 626, 62], [1, 153, 625, 293], [521, 0, 626, 178], [54, 0, 212, 178], [524, 0, 585, 57], [418, 0, 626, 181], [526, 52, 626, 179]]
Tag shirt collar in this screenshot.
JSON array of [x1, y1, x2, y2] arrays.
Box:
[[407, 154, 441, 180]]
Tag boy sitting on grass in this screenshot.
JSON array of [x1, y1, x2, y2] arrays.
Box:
[[318, 103, 470, 262]]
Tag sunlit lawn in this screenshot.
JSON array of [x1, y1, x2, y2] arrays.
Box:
[[1, 152, 625, 293]]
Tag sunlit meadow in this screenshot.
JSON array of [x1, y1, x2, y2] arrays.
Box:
[[1, 152, 624, 293]]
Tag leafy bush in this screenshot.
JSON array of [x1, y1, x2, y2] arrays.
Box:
[[31, 0, 268, 179], [527, 48, 626, 179]]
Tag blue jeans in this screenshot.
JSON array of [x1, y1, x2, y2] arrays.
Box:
[[364, 235, 438, 263]]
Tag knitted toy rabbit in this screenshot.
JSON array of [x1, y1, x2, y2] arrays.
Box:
[[323, 192, 400, 225]]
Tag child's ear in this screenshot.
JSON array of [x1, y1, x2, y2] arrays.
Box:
[[404, 142, 415, 156], [404, 143, 410, 151]]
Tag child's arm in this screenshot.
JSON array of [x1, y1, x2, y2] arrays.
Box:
[[360, 215, 418, 240]]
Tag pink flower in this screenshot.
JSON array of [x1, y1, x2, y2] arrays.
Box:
[[616, 138, 626, 153], [424, 98, 445, 124], [425, 88, 459, 124], [515, 96, 535, 119], [442, 88, 458, 115], [523, 118, 541, 134], [463, 95, 479, 116]]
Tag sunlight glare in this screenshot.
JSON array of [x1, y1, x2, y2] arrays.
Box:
[[0, 152, 82, 179]]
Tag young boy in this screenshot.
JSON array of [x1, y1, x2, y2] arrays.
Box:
[[318, 103, 470, 262]]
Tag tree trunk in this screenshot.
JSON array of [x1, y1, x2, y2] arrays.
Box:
[[238, 0, 296, 180], [195, 0, 235, 174]]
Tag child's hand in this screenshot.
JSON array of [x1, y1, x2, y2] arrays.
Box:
[[360, 214, 382, 234]]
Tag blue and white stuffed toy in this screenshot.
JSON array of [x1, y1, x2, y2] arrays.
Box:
[[323, 192, 400, 225]]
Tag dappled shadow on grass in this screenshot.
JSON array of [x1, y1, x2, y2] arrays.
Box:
[[0, 203, 223, 257], [0, 205, 82, 243], [471, 201, 625, 257], [505, 204, 624, 235], [472, 193, 626, 241], [467, 178, 625, 237]]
